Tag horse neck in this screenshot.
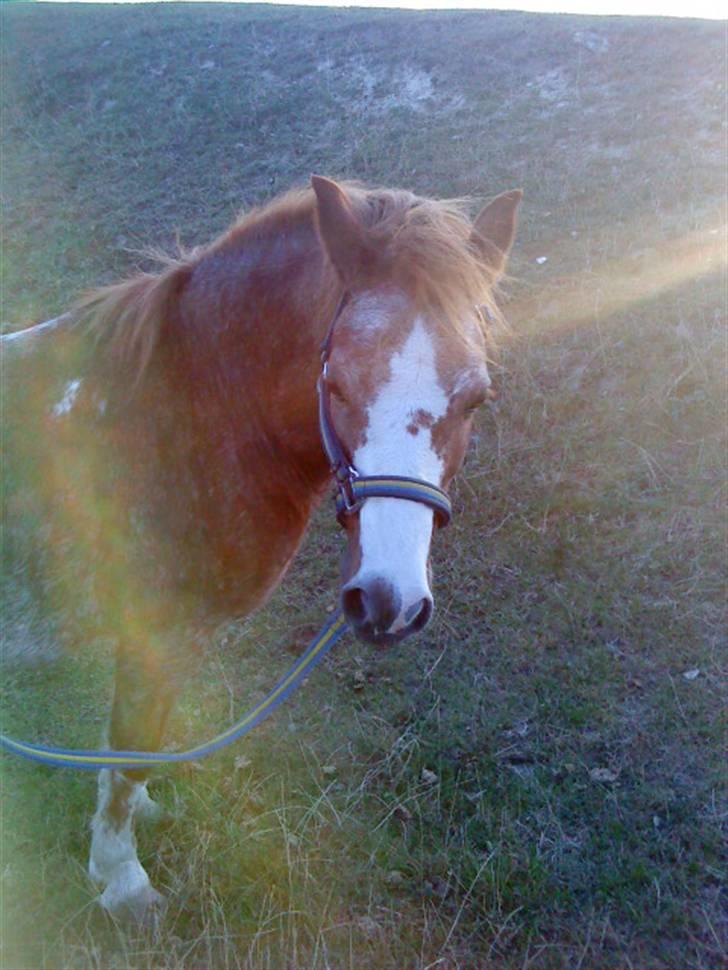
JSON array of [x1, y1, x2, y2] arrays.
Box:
[[178, 215, 340, 505]]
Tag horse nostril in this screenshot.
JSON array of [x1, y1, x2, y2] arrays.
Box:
[[342, 578, 401, 632], [342, 585, 367, 625], [407, 596, 433, 632]]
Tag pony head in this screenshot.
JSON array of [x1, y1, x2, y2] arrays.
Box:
[[312, 176, 521, 645]]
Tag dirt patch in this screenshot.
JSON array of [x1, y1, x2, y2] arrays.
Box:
[[320, 57, 466, 116]]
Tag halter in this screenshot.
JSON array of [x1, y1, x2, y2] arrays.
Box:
[[317, 292, 452, 529]]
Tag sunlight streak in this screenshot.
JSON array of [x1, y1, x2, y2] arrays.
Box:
[[510, 219, 727, 335]]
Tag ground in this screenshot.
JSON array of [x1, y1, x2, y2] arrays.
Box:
[[0, 4, 725, 968]]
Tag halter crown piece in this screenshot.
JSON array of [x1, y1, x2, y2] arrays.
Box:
[[317, 292, 453, 529]]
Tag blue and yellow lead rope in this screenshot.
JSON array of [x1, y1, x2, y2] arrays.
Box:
[[0, 611, 348, 771]]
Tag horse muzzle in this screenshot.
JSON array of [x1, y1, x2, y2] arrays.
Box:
[[341, 574, 433, 646]]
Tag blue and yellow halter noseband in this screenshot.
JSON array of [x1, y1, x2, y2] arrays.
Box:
[[317, 292, 452, 529]]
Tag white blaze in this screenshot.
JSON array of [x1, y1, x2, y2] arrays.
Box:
[[353, 318, 448, 630]]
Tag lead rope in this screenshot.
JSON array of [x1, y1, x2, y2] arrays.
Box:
[[0, 612, 348, 770]]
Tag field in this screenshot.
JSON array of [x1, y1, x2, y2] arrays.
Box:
[[0, 3, 726, 968]]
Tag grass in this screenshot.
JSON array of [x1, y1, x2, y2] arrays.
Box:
[[1, 3, 726, 968]]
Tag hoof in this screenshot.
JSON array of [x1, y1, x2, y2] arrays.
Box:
[[98, 861, 166, 924]]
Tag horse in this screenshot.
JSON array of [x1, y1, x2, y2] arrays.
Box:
[[1, 175, 521, 919]]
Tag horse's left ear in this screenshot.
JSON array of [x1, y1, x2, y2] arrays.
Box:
[[471, 189, 523, 277]]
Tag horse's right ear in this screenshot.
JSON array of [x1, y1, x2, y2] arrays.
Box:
[[312, 175, 378, 287], [471, 189, 523, 278]]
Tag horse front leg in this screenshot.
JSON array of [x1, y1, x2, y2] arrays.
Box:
[[89, 767, 166, 919], [89, 637, 196, 921]]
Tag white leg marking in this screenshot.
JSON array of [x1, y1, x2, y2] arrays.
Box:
[[89, 770, 164, 919], [98, 860, 164, 921], [89, 770, 144, 883], [353, 318, 448, 629]]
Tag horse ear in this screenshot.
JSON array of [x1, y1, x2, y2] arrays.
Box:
[[471, 189, 522, 277], [311, 175, 377, 287]]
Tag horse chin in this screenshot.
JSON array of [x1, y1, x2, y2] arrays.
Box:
[[347, 603, 434, 648], [351, 626, 411, 649]]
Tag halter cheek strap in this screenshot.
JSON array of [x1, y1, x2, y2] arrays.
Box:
[[317, 293, 453, 529]]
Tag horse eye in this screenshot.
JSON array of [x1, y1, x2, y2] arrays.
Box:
[[463, 391, 488, 415], [462, 385, 497, 416]]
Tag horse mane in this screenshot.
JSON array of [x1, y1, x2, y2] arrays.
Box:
[[75, 182, 502, 381], [226, 181, 504, 338], [74, 253, 193, 381]]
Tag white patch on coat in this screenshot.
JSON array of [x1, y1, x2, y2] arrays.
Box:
[[52, 379, 82, 417], [348, 290, 408, 336], [352, 318, 448, 630]]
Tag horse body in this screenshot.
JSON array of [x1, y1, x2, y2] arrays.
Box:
[[2, 177, 521, 918]]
